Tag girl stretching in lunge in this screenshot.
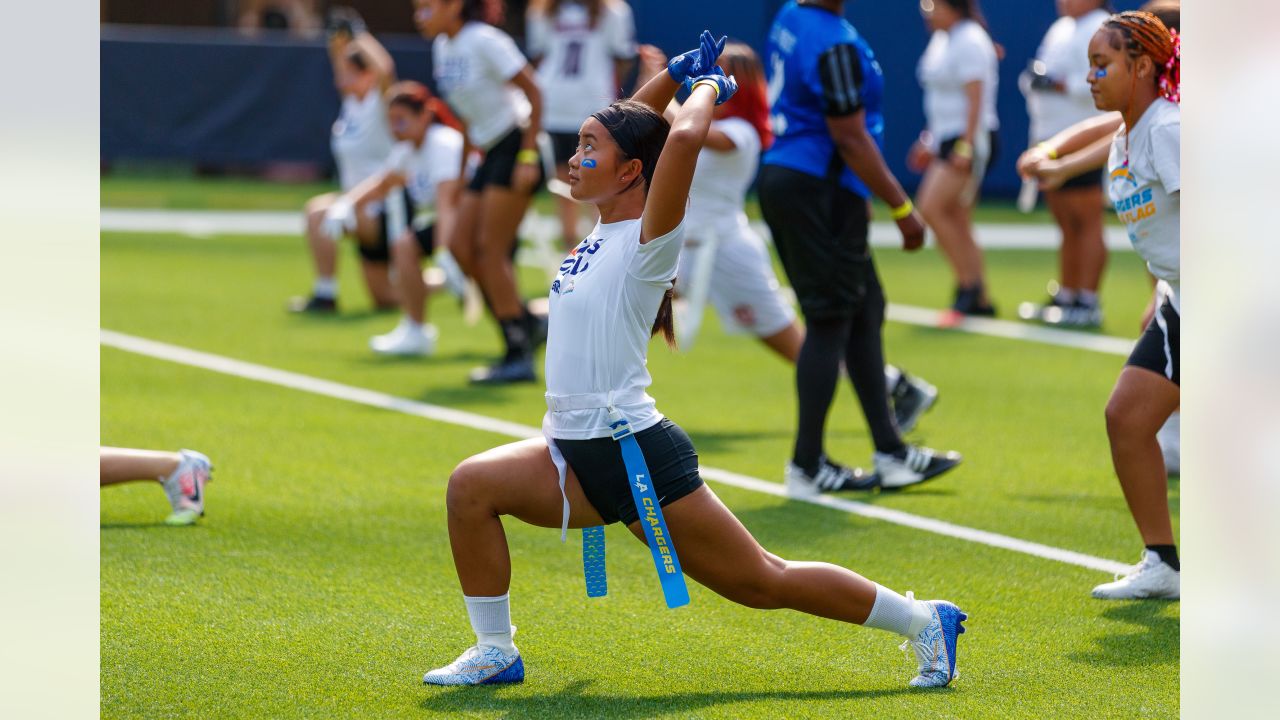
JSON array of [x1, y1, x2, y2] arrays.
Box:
[[422, 30, 967, 689]]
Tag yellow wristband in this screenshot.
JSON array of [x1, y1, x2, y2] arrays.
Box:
[[1036, 142, 1058, 160], [952, 139, 974, 159], [890, 199, 915, 221], [691, 78, 721, 101], [516, 149, 539, 165]]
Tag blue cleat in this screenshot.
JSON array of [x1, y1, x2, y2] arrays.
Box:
[[422, 644, 524, 686], [902, 596, 967, 688]]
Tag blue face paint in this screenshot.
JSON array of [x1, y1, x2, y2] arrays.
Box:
[[1095, 68, 1108, 79], [581, 158, 597, 169]]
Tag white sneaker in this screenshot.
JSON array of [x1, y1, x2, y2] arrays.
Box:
[[784, 456, 876, 497], [370, 321, 437, 356], [874, 445, 961, 489], [161, 449, 211, 526], [422, 644, 524, 686], [1091, 550, 1180, 599]]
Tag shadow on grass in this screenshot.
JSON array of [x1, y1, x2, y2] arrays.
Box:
[[420, 679, 918, 718], [99, 521, 189, 530], [1068, 601, 1180, 667]]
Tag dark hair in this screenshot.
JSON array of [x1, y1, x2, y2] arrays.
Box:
[[344, 45, 370, 73], [589, 99, 670, 193], [531, 0, 606, 28], [386, 80, 462, 130], [937, 0, 1000, 55], [588, 98, 675, 347], [461, 0, 506, 25]]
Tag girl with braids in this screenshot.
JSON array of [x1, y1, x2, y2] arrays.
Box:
[[527, 0, 637, 249], [322, 82, 466, 357], [1074, 10, 1181, 600], [421, 31, 966, 689], [415, 0, 550, 384], [911, 0, 1001, 326]]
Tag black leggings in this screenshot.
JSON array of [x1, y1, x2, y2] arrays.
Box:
[[793, 262, 904, 471]]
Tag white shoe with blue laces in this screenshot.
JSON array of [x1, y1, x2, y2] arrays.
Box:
[[901, 594, 967, 688], [422, 643, 524, 686]]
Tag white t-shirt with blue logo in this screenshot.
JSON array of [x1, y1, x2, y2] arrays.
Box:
[[544, 218, 684, 440], [1108, 98, 1180, 311], [332, 90, 393, 191], [382, 125, 464, 216], [433, 22, 531, 151]]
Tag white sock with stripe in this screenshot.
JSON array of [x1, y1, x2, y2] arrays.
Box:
[[464, 593, 516, 654], [862, 584, 934, 638]]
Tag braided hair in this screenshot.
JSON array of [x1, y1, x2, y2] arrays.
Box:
[[1103, 10, 1180, 103]]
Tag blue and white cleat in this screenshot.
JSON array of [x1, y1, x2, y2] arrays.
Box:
[[902, 595, 967, 688], [422, 645, 524, 686]]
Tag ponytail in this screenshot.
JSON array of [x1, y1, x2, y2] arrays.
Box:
[[650, 282, 677, 349]]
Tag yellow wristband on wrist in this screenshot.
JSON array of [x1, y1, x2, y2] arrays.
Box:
[[691, 78, 721, 100], [952, 139, 974, 159], [890, 200, 915, 221], [516, 149, 539, 165], [1036, 142, 1058, 160]]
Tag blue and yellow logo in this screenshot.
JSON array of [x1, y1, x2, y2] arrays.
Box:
[[1111, 167, 1156, 224]]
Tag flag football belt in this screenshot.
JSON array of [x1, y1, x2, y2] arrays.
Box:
[[543, 391, 691, 609]]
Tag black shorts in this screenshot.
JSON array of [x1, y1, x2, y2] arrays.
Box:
[[1055, 166, 1104, 191], [356, 189, 433, 262], [549, 130, 579, 166], [938, 130, 1000, 180], [1127, 297, 1180, 385], [554, 418, 704, 526], [466, 127, 547, 193], [758, 164, 884, 321]]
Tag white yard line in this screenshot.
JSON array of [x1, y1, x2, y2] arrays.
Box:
[[101, 208, 1137, 358], [101, 329, 1130, 575]]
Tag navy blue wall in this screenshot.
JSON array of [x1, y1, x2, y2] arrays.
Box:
[[102, 1, 1145, 195]]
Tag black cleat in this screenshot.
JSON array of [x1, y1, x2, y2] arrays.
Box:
[[468, 356, 537, 385], [288, 295, 337, 314], [891, 373, 939, 434]]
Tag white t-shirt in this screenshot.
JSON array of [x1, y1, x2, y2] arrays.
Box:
[[432, 22, 532, 150], [918, 19, 1001, 142], [1028, 9, 1109, 142], [1108, 99, 1180, 311], [382, 124, 465, 213], [528, 1, 636, 133], [543, 218, 685, 440], [331, 90, 393, 191], [687, 117, 761, 229]]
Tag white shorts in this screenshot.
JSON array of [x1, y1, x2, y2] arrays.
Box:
[[677, 214, 796, 338]]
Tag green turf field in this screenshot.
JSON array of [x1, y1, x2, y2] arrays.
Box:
[[101, 180, 1178, 718]]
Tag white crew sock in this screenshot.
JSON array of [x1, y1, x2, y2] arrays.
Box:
[[884, 364, 903, 389], [1056, 287, 1078, 305], [1077, 289, 1099, 307], [401, 315, 424, 334], [313, 276, 337, 299], [464, 593, 516, 654], [862, 584, 934, 638]]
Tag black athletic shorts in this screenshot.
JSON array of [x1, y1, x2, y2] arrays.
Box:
[[554, 418, 704, 526], [1056, 166, 1104, 191], [1127, 296, 1180, 385], [466, 127, 547, 193], [758, 164, 884, 321], [358, 194, 436, 262], [549, 130, 579, 166], [938, 130, 1000, 180]]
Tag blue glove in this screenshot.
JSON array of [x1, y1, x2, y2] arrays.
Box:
[[689, 68, 738, 106], [667, 30, 728, 85]]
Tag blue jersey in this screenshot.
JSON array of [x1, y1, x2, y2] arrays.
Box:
[[763, 1, 886, 197]]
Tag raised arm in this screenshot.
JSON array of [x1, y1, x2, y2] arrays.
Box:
[[642, 75, 733, 243], [633, 30, 726, 114], [350, 32, 397, 92]]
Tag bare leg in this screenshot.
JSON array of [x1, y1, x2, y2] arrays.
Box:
[[392, 232, 428, 324], [624, 485, 877, 623], [1045, 188, 1080, 290], [352, 210, 397, 308], [916, 162, 986, 296], [446, 439, 605, 597], [1105, 367, 1180, 545], [100, 447, 180, 486], [1068, 187, 1107, 293], [449, 192, 483, 280], [759, 320, 804, 363], [303, 193, 339, 281], [474, 186, 534, 321]]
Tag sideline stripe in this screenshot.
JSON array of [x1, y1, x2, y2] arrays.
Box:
[[886, 304, 1134, 356], [101, 329, 1130, 575]]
